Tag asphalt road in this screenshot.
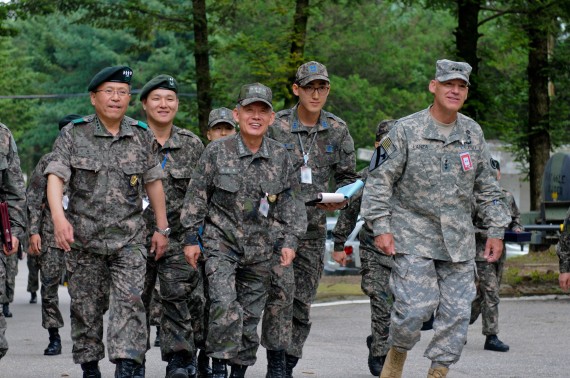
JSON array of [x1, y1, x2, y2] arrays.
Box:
[[3, 258, 570, 377]]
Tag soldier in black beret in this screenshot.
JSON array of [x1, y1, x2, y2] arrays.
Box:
[[45, 66, 169, 377]]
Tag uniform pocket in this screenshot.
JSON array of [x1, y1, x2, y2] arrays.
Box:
[[70, 156, 102, 191]]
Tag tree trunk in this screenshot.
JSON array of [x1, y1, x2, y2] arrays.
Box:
[[526, 13, 551, 211], [192, 0, 212, 139], [454, 0, 482, 120], [284, 0, 310, 108]]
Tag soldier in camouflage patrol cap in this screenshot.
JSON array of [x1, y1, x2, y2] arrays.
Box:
[[470, 159, 522, 353], [139, 74, 206, 378], [332, 119, 395, 376], [0, 121, 27, 360], [362, 59, 510, 378], [45, 66, 169, 378], [207, 107, 237, 141], [181, 83, 307, 378], [558, 207, 570, 290], [263, 61, 359, 378], [26, 114, 83, 357]]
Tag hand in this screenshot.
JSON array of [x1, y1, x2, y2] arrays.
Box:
[[560, 273, 570, 291], [29, 234, 42, 255], [3, 236, 19, 256], [332, 250, 347, 266], [316, 200, 348, 211], [53, 215, 74, 252], [374, 233, 395, 255], [184, 245, 201, 269], [483, 238, 504, 263], [280, 247, 296, 266], [151, 232, 169, 261]]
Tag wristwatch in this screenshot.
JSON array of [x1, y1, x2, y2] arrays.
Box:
[[156, 227, 171, 237]]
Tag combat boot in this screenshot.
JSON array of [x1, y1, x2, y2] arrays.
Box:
[[134, 359, 145, 378], [379, 347, 407, 378], [2, 303, 12, 318], [427, 366, 449, 378], [81, 361, 101, 378], [197, 349, 212, 377], [166, 352, 190, 378], [44, 327, 62, 356], [229, 364, 247, 378], [266, 349, 285, 378], [366, 335, 385, 376], [284, 354, 298, 378], [155, 326, 161, 347], [115, 358, 142, 378], [484, 335, 509, 352], [211, 358, 228, 378], [30, 291, 37, 304]]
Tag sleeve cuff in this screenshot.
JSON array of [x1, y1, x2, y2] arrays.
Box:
[[487, 227, 505, 239], [372, 217, 391, 237], [282, 235, 299, 252]]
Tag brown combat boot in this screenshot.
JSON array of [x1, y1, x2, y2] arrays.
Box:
[[427, 366, 449, 378], [379, 347, 407, 378]]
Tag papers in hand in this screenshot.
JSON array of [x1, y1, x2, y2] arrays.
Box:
[[305, 179, 364, 206]]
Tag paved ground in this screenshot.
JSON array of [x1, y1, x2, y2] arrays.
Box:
[[2, 258, 570, 377]]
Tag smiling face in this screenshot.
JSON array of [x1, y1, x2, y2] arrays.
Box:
[[90, 82, 131, 125], [429, 78, 468, 116], [142, 88, 179, 127], [233, 102, 275, 140]]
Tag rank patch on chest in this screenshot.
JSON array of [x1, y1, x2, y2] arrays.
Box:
[[459, 152, 473, 171]]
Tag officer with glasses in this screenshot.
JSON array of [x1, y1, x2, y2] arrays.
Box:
[[263, 61, 359, 377]]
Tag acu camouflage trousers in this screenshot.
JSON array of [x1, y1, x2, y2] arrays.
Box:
[[66, 245, 146, 365]]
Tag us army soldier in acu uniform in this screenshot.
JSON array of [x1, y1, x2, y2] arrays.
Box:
[[181, 83, 307, 378], [45, 66, 169, 378], [27, 114, 83, 357], [263, 61, 359, 377], [139, 74, 205, 378], [0, 121, 27, 360], [362, 59, 510, 378]]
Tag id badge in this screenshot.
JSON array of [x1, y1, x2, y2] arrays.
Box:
[[301, 166, 312, 184], [259, 197, 270, 217], [62, 195, 69, 210], [142, 195, 150, 211]]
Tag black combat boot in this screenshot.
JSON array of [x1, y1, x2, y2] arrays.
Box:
[[197, 349, 212, 377], [265, 349, 285, 378], [2, 303, 12, 318], [366, 335, 385, 376], [81, 361, 101, 378], [284, 354, 299, 378], [115, 358, 143, 378], [44, 327, 62, 356], [166, 352, 190, 378], [211, 358, 228, 378], [155, 326, 161, 347], [134, 358, 145, 378], [229, 364, 247, 378], [30, 291, 37, 304], [484, 335, 510, 352]]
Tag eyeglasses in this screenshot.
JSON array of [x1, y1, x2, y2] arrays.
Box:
[[300, 85, 330, 95], [95, 88, 131, 97]]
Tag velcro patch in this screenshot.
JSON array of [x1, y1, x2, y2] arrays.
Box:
[[368, 137, 397, 172]]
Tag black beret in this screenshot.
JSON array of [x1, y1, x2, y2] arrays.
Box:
[[139, 75, 178, 101], [58, 114, 83, 130], [87, 66, 133, 92]]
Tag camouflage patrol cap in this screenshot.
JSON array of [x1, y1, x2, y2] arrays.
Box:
[[435, 59, 471, 85], [58, 114, 83, 130], [208, 107, 237, 129], [295, 61, 329, 86], [237, 83, 273, 109], [139, 74, 178, 101], [376, 119, 396, 141], [88, 66, 133, 92]]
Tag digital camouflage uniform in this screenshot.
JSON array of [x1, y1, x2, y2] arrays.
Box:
[[361, 108, 510, 365], [142, 125, 205, 362], [26, 153, 66, 331], [264, 105, 358, 358], [556, 207, 570, 280], [0, 253, 17, 304], [44, 114, 163, 365], [181, 133, 307, 366], [332, 168, 394, 358], [0, 122, 27, 359], [27, 253, 40, 295], [471, 188, 523, 335]]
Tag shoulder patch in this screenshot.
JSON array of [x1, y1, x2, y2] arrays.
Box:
[[133, 120, 148, 130], [71, 118, 87, 125], [368, 137, 397, 172]]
